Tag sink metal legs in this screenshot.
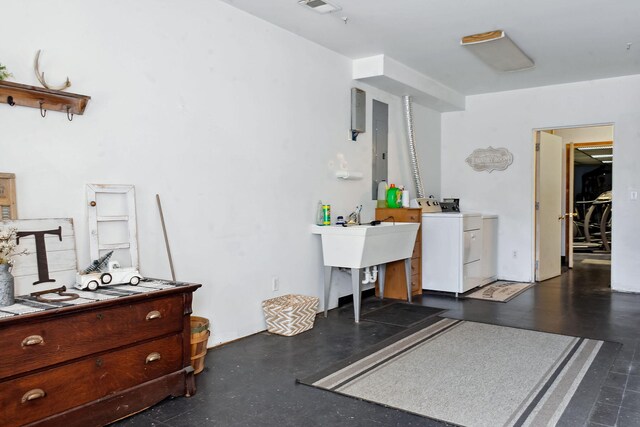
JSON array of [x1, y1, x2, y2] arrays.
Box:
[[323, 266, 366, 322], [323, 266, 333, 318], [378, 264, 387, 299], [378, 260, 412, 303], [404, 258, 412, 303], [322, 259, 411, 323], [351, 268, 362, 322]]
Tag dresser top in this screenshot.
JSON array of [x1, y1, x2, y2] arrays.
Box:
[[0, 279, 200, 324]]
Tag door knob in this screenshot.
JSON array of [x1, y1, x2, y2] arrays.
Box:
[[558, 213, 578, 220]]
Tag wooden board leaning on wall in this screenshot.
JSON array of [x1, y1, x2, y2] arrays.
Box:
[[0, 173, 17, 220]]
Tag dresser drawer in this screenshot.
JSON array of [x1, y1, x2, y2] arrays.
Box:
[[411, 273, 421, 293], [0, 295, 184, 379], [412, 240, 421, 259], [1, 333, 183, 427], [410, 258, 420, 276]]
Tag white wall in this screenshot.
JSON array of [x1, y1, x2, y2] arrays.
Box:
[[414, 104, 442, 199], [441, 75, 640, 292], [1, 0, 440, 343]]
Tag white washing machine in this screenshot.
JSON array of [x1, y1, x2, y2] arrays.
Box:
[[421, 212, 495, 296]]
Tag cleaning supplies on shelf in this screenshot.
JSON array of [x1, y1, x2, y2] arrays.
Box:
[[316, 201, 324, 226], [402, 188, 410, 208], [377, 181, 388, 208], [386, 184, 402, 208], [322, 204, 331, 225]]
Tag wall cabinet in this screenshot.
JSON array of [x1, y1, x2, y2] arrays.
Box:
[[375, 208, 422, 299], [422, 213, 497, 296]]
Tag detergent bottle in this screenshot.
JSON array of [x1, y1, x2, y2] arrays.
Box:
[[386, 184, 402, 208]]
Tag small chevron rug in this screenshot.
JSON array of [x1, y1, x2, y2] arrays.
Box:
[[465, 281, 534, 302], [299, 317, 620, 427]]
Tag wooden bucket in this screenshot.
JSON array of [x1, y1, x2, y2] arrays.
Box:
[[190, 316, 210, 375]]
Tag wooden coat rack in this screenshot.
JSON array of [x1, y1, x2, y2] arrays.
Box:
[[0, 80, 90, 120]]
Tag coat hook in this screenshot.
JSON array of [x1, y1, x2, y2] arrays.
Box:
[[39, 101, 47, 118], [66, 106, 73, 121], [7, 96, 15, 106]]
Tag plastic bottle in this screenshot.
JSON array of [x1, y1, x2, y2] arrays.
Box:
[[377, 180, 388, 208], [322, 204, 331, 225], [386, 184, 402, 209], [316, 200, 324, 225], [402, 188, 410, 208]]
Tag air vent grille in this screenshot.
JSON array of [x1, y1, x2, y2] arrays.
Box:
[[298, 0, 341, 14]]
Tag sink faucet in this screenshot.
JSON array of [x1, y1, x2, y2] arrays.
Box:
[[347, 205, 362, 225]]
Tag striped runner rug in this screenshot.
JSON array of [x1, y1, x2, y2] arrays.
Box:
[[299, 317, 619, 427]]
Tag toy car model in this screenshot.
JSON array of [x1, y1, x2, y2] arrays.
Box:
[[75, 260, 143, 291]]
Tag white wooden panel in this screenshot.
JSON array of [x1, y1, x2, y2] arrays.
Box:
[[87, 184, 139, 270], [11, 251, 77, 276], [1, 218, 77, 296], [99, 243, 131, 250], [97, 215, 129, 222]]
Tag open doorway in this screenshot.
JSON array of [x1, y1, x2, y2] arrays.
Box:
[[534, 125, 613, 283]]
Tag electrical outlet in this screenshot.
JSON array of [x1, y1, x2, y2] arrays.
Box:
[[513, 251, 518, 259], [272, 277, 279, 292]]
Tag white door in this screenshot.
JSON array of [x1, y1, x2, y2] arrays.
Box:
[[535, 132, 563, 281]]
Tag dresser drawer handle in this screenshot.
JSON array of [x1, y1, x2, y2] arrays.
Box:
[[22, 389, 46, 403], [145, 352, 161, 364], [22, 335, 44, 347], [146, 310, 162, 321]]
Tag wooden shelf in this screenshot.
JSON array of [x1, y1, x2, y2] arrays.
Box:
[[0, 80, 90, 115]]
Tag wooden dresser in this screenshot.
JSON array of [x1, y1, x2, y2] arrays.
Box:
[[0, 282, 200, 427], [375, 208, 422, 300]]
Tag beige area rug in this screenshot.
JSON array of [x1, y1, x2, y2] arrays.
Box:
[[465, 281, 535, 302], [300, 317, 619, 427], [581, 259, 612, 266]]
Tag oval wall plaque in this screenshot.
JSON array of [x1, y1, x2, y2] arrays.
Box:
[[465, 146, 513, 172]]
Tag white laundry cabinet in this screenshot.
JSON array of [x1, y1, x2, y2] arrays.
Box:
[[422, 213, 497, 296]]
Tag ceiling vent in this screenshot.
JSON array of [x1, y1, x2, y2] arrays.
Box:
[[298, 0, 342, 14], [461, 30, 534, 72]]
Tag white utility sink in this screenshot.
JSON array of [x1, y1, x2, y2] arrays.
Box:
[[312, 222, 420, 323], [311, 223, 419, 268]]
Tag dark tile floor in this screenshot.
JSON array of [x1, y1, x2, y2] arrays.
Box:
[[114, 258, 640, 427]]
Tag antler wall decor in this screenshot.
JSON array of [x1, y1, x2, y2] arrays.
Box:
[[34, 50, 71, 91]]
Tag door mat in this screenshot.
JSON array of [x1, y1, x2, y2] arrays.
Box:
[[581, 259, 612, 266], [465, 281, 534, 303], [352, 303, 445, 328], [299, 317, 620, 427]]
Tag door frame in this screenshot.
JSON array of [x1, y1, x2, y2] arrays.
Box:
[[532, 124, 615, 282], [565, 141, 574, 268], [566, 140, 614, 267]]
